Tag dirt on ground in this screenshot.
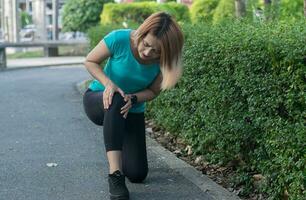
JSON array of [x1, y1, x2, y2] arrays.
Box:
[[145, 119, 268, 200]]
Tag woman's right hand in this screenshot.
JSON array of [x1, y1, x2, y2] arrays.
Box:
[[103, 81, 125, 109]]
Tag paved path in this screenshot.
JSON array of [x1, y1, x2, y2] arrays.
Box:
[[0, 65, 239, 200]]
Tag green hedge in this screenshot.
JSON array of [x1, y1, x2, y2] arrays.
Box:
[[100, 2, 190, 25], [146, 21, 306, 199]]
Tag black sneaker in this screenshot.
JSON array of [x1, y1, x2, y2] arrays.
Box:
[[108, 170, 129, 200]]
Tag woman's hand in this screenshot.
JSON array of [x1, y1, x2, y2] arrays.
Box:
[[103, 81, 125, 109], [120, 95, 133, 119]]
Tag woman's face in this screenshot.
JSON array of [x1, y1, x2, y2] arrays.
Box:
[[137, 33, 161, 61]]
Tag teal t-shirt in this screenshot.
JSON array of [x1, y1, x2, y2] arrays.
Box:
[[88, 29, 160, 113]]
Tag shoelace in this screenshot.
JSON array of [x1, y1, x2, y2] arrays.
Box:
[[111, 173, 124, 186]]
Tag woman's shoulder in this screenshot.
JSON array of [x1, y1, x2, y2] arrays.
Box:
[[113, 28, 132, 34], [109, 29, 132, 42], [103, 29, 132, 55]]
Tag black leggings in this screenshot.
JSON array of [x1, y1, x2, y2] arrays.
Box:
[[83, 88, 148, 183]]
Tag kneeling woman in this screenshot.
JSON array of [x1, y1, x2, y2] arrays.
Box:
[[83, 12, 184, 200]]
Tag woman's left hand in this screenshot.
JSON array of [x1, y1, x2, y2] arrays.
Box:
[[121, 94, 132, 119]]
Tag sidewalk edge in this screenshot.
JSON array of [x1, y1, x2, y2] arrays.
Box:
[[147, 136, 240, 200]]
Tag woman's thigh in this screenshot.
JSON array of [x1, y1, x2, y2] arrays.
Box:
[[122, 112, 148, 182], [83, 89, 105, 126]]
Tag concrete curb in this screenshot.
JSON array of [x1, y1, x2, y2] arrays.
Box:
[[76, 81, 240, 200], [146, 137, 240, 200], [1, 62, 83, 72]]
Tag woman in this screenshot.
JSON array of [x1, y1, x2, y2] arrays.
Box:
[[83, 12, 184, 200]]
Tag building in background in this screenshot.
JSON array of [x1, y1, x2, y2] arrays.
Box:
[[0, 0, 193, 43], [1, 0, 20, 42], [0, 0, 65, 42], [0, 0, 3, 42]]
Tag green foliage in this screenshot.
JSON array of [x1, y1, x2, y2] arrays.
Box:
[[20, 11, 32, 28], [213, 0, 235, 24], [190, 0, 219, 24], [61, 0, 112, 33], [100, 2, 190, 25], [146, 20, 306, 199], [279, 0, 304, 20], [249, 0, 304, 21], [7, 51, 43, 59]]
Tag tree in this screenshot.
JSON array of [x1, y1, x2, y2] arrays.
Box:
[[264, 0, 272, 4], [235, 0, 246, 18], [213, 0, 235, 24], [62, 0, 111, 33], [190, 0, 219, 23], [279, 0, 304, 20], [304, 0, 306, 17], [20, 11, 32, 28]]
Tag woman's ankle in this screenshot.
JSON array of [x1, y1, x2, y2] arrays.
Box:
[[109, 168, 123, 174]]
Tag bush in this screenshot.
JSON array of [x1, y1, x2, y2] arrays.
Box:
[[62, 0, 112, 32], [190, 0, 219, 24], [146, 20, 306, 199], [100, 2, 190, 25]]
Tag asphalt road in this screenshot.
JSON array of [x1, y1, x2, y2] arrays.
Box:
[[0, 65, 213, 200]]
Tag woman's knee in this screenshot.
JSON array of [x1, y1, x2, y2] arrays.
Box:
[[125, 169, 148, 183], [83, 92, 104, 125]]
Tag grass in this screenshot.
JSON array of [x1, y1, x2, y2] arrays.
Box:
[[7, 51, 44, 59]]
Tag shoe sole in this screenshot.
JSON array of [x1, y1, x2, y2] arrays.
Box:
[[109, 194, 129, 200]]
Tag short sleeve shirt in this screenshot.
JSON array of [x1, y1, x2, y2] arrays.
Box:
[[88, 29, 160, 113]]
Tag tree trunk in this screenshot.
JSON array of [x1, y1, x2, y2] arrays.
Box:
[[52, 0, 59, 40], [264, 0, 272, 5], [264, 0, 272, 20], [235, 0, 246, 18]]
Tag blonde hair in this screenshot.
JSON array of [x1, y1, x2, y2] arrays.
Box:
[[133, 12, 184, 90]]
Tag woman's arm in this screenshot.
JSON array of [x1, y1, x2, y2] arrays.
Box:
[[133, 73, 163, 103], [83, 40, 112, 86], [84, 40, 125, 109]]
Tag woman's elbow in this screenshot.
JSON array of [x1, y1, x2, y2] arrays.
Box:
[[83, 59, 93, 69]]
